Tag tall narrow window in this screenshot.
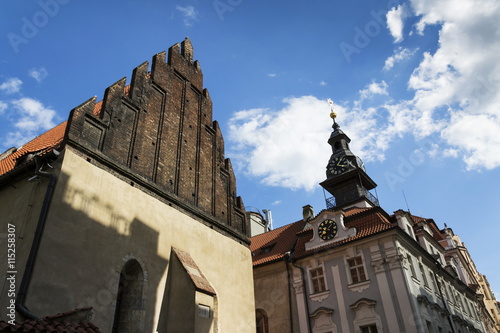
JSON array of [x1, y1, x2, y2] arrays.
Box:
[[256, 309, 269, 333], [407, 255, 416, 278], [348, 257, 366, 283], [419, 263, 429, 287], [310, 267, 327, 293], [112, 259, 145, 333]]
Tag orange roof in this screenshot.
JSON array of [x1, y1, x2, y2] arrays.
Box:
[[410, 214, 446, 241], [251, 207, 397, 266], [295, 208, 396, 259], [251, 219, 307, 266], [0, 122, 67, 177], [0, 85, 126, 178]]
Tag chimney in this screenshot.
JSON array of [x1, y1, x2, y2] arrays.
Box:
[[302, 205, 314, 221]]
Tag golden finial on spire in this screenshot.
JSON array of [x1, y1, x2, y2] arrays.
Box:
[[327, 98, 337, 121]]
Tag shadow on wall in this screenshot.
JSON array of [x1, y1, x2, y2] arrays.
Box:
[[20, 168, 169, 333]]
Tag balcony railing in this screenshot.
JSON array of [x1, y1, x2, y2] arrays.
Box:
[[325, 189, 379, 209]]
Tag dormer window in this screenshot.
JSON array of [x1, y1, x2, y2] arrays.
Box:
[[260, 243, 275, 254]]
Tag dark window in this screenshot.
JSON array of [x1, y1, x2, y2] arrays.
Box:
[[112, 259, 145, 333], [361, 325, 378, 333], [310, 267, 327, 293], [256, 309, 269, 333], [348, 257, 367, 283]]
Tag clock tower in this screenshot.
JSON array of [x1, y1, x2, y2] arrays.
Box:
[[320, 101, 378, 209]]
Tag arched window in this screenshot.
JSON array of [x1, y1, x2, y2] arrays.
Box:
[[112, 259, 145, 333], [256, 309, 269, 333]]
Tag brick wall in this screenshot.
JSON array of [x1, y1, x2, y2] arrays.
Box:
[[65, 38, 248, 241]]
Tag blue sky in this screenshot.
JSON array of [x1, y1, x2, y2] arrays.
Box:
[[1, 1, 499, 295]]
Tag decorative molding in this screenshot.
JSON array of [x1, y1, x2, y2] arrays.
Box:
[[371, 259, 386, 273], [387, 254, 403, 270], [310, 290, 330, 302], [293, 281, 304, 295], [417, 294, 431, 306], [350, 298, 383, 333], [348, 280, 371, 293], [310, 307, 337, 332]]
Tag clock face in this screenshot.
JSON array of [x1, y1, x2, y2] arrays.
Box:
[[328, 156, 349, 175], [318, 219, 338, 241]]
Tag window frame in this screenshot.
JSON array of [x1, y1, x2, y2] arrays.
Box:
[[347, 256, 367, 284], [310, 266, 327, 294], [256, 309, 269, 333], [360, 324, 378, 333]]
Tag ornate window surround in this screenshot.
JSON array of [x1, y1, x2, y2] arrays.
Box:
[[344, 250, 370, 292]]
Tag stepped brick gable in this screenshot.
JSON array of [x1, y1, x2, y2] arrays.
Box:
[[65, 38, 247, 240]]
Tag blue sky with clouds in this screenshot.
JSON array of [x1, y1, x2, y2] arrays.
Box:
[[1, 0, 499, 294]]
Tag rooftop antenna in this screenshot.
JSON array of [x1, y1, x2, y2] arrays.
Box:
[[402, 189, 411, 213]]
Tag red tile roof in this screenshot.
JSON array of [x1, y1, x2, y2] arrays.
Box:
[[295, 208, 396, 259], [251, 207, 397, 266], [0, 122, 67, 177], [251, 219, 308, 266], [173, 248, 216, 296], [0, 308, 102, 333], [410, 214, 446, 241], [0, 85, 128, 178]]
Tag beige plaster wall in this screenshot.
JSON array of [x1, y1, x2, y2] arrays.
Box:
[[254, 262, 296, 332], [0, 161, 60, 322], [5, 148, 255, 332]]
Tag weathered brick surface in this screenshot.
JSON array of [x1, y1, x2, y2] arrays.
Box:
[[66, 38, 248, 240]]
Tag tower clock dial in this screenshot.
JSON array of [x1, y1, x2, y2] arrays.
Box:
[[328, 156, 349, 175], [318, 219, 338, 241]]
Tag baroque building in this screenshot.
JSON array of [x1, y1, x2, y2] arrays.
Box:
[[251, 112, 499, 333], [0, 38, 255, 332]]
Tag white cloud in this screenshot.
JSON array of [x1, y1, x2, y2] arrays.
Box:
[[0, 101, 7, 114], [229, 0, 500, 190], [29, 67, 48, 83], [267, 73, 277, 78], [320, 81, 327, 86], [176, 5, 198, 27], [442, 113, 500, 170], [404, 0, 500, 169], [359, 80, 388, 100], [228, 96, 333, 191], [228, 94, 399, 191], [0, 78, 22, 94], [3, 98, 58, 148], [386, 5, 407, 43], [384, 47, 418, 71]]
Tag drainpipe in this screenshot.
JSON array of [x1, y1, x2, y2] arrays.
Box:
[[16, 152, 59, 320], [290, 260, 312, 333], [284, 252, 294, 333]]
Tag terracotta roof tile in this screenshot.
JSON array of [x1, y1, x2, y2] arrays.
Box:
[[173, 248, 216, 296], [409, 214, 446, 241], [295, 209, 396, 258], [251, 219, 307, 266], [251, 207, 398, 265], [0, 122, 66, 177], [0, 84, 132, 178]]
